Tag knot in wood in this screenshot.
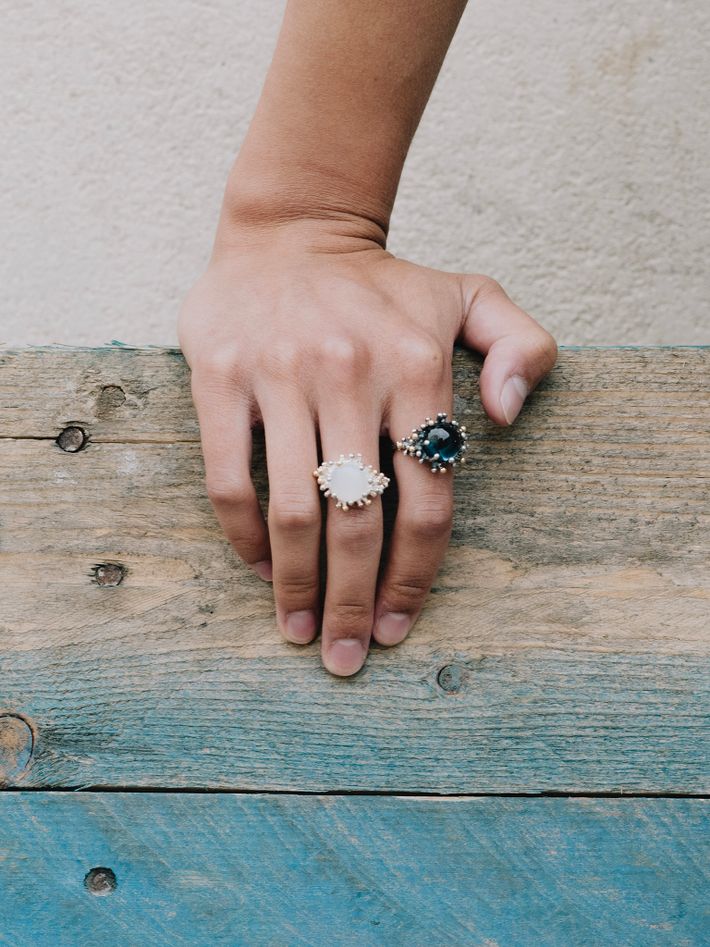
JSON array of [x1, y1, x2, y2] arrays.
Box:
[[97, 384, 126, 417], [437, 664, 467, 694], [0, 714, 34, 782]]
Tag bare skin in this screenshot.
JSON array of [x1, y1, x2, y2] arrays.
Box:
[[178, 1, 558, 677]]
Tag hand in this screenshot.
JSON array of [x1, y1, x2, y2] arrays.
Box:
[[178, 215, 557, 676]]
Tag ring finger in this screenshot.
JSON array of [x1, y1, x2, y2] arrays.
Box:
[[373, 386, 455, 647]]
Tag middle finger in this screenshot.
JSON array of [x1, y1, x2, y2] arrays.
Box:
[[317, 394, 384, 677]]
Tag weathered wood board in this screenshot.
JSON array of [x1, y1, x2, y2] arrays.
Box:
[[0, 794, 707, 946], [1, 346, 708, 791]]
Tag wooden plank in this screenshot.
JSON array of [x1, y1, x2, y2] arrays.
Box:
[[1, 345, 708, 442], [1, 347, 709, 791], [0, 794, 707, 946], [0, 345, 197, 442]]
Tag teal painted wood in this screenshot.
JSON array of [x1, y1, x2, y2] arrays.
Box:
[[0, 794, 707, 946], [2, 650, 709, 792]]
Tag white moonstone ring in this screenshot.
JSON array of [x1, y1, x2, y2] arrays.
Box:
[[313, 453, 390, 510]]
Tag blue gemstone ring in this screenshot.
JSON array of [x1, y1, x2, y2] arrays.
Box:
[[394, 412, 468, 473]]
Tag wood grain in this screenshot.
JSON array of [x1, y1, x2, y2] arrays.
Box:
[[0, 793, 707, 946], [1, 346, 708, 791]]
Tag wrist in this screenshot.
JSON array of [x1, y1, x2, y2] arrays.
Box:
[[215, 157, 392, 253]]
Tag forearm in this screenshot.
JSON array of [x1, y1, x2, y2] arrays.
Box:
[[221, 0, 469, 244]]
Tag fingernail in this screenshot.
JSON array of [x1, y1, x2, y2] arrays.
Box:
[[375, 612, 411, 646], [253, 559, 273, 581], [325, 638, 366, 676], [500, 375, 529, 425], [284, 609, 317, 644]]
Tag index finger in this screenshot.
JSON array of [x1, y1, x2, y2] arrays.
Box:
[[190, 373, 272, 579]]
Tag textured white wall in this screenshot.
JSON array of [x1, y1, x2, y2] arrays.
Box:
[[1, 0, 708, 346]]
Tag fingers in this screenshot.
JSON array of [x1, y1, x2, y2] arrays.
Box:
[[317, 390, 384, 677], [190, 373, 272, 579], [372, 387, 454, 648], [259, 389, 322, 646], [457, 275, 558, 426]]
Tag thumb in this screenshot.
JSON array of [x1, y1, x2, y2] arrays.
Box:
[[455, 275, 558, 426]]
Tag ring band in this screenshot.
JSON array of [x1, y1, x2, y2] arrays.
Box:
[[314, 452, 390, 510], [394, 412, 468, 473]]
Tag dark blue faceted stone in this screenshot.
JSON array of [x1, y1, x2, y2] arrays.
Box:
[[421, 422, 463, 462]]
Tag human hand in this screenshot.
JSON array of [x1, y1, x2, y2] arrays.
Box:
[[178, 215, 557, 676]]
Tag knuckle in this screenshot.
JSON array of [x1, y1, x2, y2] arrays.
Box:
[[193, 346, 243, 385], [205, 475, 254, 509], [536, 329, 559, 370], [522, 328, 558, 376], [317, 335, 369, 384], [332, 509, 381, 548], [269, 495, 321, 533], [401, 496, 452, 539], [227, 533, 260, 556], [386, 574, 431, 602], [476, 275, 505, 299], [276, 571, 319, 602], [327, 600, 371, 633], [398, 333, 445, 377]]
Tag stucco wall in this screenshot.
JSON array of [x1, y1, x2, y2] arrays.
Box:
[[2, 0, 708, 346]]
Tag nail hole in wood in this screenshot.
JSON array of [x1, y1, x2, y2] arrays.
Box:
[[56, 425, 87, 453], [437, 664, 467, 694], [92, 564, 126, 587], [84, 867, 117, 896]]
